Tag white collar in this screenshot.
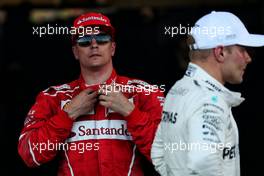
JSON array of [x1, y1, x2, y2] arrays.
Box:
[[185, 63, 245, 107]]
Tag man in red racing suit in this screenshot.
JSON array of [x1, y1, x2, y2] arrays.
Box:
[[18, 12, 164, 176]]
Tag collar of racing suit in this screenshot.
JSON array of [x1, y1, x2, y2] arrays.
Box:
[[186, 63, 245, 107], [78, 69, 117, 91]]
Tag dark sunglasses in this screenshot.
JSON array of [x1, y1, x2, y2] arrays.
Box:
[[76, 34, 112, 47]]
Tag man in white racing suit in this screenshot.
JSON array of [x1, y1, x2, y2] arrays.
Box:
[[151, 11, 264, 176]]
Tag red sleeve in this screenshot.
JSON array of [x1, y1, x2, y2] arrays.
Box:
[[18, 92, 73, 167], [125, 90, 164, 161]]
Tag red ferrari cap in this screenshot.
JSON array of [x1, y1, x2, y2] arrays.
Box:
[[74, 12, 113, 29], [72, 12, 115, 44]]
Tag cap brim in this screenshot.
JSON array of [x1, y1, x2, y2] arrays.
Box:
[[71, 25, 115, 45], [238, 34, 264, 47]]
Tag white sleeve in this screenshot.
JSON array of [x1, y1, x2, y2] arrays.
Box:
[[151, 124, 168, 176], [186, 96, 227, 176]]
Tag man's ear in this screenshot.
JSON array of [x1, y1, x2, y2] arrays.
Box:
[[213, 46, 225, 63], [111, 42, 116, 57], [72, 46, 79, 60]]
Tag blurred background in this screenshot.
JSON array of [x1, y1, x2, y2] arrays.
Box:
[[0, 0, 263, 175]]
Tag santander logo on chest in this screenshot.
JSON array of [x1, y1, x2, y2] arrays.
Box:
[[67, 120, 132, 142]]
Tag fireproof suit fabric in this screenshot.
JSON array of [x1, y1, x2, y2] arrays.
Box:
[[18, 70, 164, 176], [151, 63, 243, 176]]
